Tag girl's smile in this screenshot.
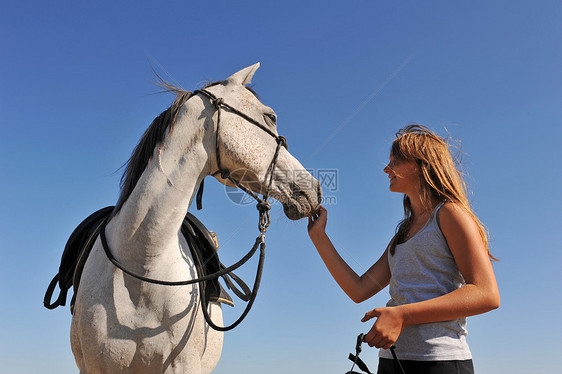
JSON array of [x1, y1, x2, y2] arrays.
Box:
[[384, 158, 419, 195]]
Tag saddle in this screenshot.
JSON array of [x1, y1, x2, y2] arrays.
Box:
[[44, 207, 246, 313]]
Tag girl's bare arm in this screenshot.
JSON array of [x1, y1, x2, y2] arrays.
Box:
[[308, 206, 391, 303]]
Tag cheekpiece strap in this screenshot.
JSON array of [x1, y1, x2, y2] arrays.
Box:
[[196, 178, 205, 210]]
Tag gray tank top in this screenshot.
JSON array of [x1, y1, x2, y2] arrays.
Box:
[[379, 202, 472, 361]]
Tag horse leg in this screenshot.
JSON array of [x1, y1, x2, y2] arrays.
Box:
[[70, 313, 86, 373], [199, 303, 224, 374]]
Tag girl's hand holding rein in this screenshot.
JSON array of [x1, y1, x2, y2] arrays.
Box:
[[361, 306, 408, 350]]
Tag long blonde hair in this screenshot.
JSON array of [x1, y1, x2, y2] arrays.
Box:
[[388, 124, 497, 261]]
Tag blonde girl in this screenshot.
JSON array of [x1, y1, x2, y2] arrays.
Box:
[[308, 124, 499, 374]]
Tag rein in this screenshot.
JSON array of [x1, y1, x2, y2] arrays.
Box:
[[100, 88, 287, 331], [346, 334, 405, 374]]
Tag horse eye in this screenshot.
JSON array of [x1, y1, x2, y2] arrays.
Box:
[[265, 113, 277, 123]]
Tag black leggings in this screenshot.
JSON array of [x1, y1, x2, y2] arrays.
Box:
[[377, 358, 474, 374]]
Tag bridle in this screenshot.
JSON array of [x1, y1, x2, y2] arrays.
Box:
[[99, 87, 288, 331], [193, 88, 288, 230]]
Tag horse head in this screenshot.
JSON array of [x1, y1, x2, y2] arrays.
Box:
[[201, 63, 322, 220]]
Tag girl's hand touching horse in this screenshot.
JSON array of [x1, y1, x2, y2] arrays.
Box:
[[308, 205, 327, 237]]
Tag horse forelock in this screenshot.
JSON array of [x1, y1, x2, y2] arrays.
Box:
[[113, 87, 191, 215]]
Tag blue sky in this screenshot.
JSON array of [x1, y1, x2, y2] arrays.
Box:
[[1, 1, 561, 373]]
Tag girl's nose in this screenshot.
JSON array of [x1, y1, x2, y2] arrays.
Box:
[[384, 164, 391, 174]]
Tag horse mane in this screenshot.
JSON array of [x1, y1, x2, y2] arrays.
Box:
[[113, 82, 192, 215], [113, 78, 260, 216]]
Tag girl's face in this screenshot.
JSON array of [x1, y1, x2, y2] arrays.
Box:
[[384, 157, 420, 195]]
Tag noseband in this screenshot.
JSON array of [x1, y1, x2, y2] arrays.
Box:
[[99, 87, 288, 331]]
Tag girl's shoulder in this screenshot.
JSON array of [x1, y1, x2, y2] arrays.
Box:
[[438, 201, 464, 215], [438, 202, 479, 238]]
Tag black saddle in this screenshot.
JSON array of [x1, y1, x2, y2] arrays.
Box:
[[44, 207, 244, 313]]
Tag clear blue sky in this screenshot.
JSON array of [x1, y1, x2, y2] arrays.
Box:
[[1, 1, 561, 373]]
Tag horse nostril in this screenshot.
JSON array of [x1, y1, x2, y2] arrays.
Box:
[[291, 186, 305, 200]]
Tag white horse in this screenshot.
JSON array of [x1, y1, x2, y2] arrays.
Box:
[[70, 63, 322, 373]]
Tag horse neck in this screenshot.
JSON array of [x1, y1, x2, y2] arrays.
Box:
[[107, 98, 214, 262]]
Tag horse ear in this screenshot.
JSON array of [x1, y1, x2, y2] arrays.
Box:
[[225, 63, 260, 86]]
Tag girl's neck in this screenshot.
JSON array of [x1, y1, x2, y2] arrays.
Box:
[[408, 192, 439, 218]]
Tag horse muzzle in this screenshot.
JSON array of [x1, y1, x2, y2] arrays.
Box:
[[282, 179, 322, 220]]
